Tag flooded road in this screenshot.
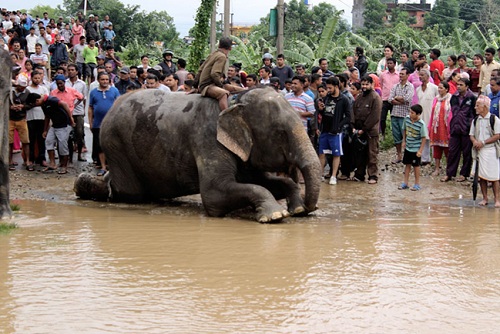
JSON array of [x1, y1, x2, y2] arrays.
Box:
[[1, 173, 500, 333]]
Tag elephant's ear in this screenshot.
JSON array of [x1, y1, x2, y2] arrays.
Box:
[[217, 104, 253, 162]]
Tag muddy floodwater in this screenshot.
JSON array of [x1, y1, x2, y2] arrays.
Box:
[[1, 172, 500, 333]]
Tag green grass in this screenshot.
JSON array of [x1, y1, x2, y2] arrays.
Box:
[[0, 203, 21, 234], [0, 222, 18, 234], [380, 118, 394, 151]]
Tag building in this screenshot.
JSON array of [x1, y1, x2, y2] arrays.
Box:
[[352, 0, 431, 32]]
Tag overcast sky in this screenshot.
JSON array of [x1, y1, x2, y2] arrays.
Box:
[[3, 0, 433, 36]]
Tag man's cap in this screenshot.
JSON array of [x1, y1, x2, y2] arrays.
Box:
[[163, 50, 173, 55], [153, 65, 163, 71], [120, 66, 130, 74], [17, 75, 28, 87], [88, 14, 94, 17], [232, 62, 242, 70], [96, 54, 106, 60], [59, 36, 65, 41], [54, 74, 66, 81]]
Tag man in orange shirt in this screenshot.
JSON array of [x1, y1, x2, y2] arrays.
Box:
[[50, 74, 84, 113]]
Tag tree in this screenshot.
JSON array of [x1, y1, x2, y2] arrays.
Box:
[[362, 0, 386, 35], [188, 0, 217, 71], [390, 7, 416, 26], [131, 11, 179, 48], [458, 0, 484, 30], [29, 5, 63, 20], [426, 0, 462, 36]]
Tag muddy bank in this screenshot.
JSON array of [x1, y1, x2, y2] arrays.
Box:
[[7, 148, 473, 207]]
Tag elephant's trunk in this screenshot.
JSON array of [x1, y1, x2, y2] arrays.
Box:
[[74, 173, 110, 201], [291, 124, 321, 212]]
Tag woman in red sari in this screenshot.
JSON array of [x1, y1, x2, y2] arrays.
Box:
[[429, 81, 453, 176]]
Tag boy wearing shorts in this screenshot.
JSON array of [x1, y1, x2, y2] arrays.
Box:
[[399, 104, 428, 191], [316, 76, 351, 185]]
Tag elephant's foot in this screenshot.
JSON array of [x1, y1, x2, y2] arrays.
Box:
[[256, 204, 290, 223], [287, 194, 307, 216], [289, 205, 307, 216]]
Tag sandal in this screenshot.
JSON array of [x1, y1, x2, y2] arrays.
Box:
[[398, 183, 409, 190], [42, 166, 57, 172], [368, 179, 378, 184], [26, 164, 35, 171], [456, 175, 466, 182], [9, 164, 16, 171], [337, 174, 349, 180], [440, 176, 451, 182], [57, 169, 68, 175], [97, 169, 107, 176], [410, 184, 421, 191]]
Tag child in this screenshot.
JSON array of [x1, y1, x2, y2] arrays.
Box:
[[398, 104, 428, 191], [102, 24, 116, 49]]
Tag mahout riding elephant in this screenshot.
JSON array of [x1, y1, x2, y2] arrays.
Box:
[[0, 50, 12, 218], [74, 87, 321, 222]]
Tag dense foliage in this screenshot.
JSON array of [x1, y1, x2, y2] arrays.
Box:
[[187, 0, 217, 72]]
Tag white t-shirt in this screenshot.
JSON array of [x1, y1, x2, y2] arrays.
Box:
[[26, 85, 49, 121]]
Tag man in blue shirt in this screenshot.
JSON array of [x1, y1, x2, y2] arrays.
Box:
[[488, 77, 500, 117], [89, 72, 120, 176]]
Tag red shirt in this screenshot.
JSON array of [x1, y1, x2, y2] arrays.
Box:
[[50, 87, 83, 113], [430, 59, 445, 85]]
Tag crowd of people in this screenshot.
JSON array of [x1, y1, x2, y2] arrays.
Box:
[[3, 8, 500, 207]]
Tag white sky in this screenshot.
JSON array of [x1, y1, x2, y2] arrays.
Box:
[[2, 0, 434, 36]]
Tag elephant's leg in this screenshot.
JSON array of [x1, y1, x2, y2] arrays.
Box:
[[106, 157, 146, 203], [200, 179, 289, 223], [253, 173, 307, 216]]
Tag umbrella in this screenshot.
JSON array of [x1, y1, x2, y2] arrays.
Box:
[[472, 154, 479, 203]]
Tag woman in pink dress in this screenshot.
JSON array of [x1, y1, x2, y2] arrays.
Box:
[[71, 19, 83, 47], [428, 81, 453, 176]]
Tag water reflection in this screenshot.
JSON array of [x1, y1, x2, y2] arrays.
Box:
[[1, 183, 500, 332]]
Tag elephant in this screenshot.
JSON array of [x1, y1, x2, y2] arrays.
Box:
[[0, 50, 12, 218], [74, 87, 321, 222]]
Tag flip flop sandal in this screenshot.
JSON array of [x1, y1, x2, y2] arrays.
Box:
[[57, 169, 68, 175], [26, 164, 35, 171], [97, 169, 107, 176], [398, 183, 409, 190], [456, 176, 466, 182], [9, 164, 16, 171]]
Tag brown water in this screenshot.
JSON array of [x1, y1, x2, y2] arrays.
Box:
[[1, 173, 500, 333]]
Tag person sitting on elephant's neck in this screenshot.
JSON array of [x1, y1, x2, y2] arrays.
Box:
[[192, 37, 233, 111]]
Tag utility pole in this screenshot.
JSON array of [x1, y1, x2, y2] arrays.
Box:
[[210, 1, 217, 52], [224, 0, 230, 37], [277, 0, 284, 55]]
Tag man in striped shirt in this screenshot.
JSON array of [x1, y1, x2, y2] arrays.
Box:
[[285, 76, 315, 134]]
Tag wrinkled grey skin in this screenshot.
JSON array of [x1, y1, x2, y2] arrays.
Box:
[[75, 87, 321, 222], [0, 50, 12, 218]]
